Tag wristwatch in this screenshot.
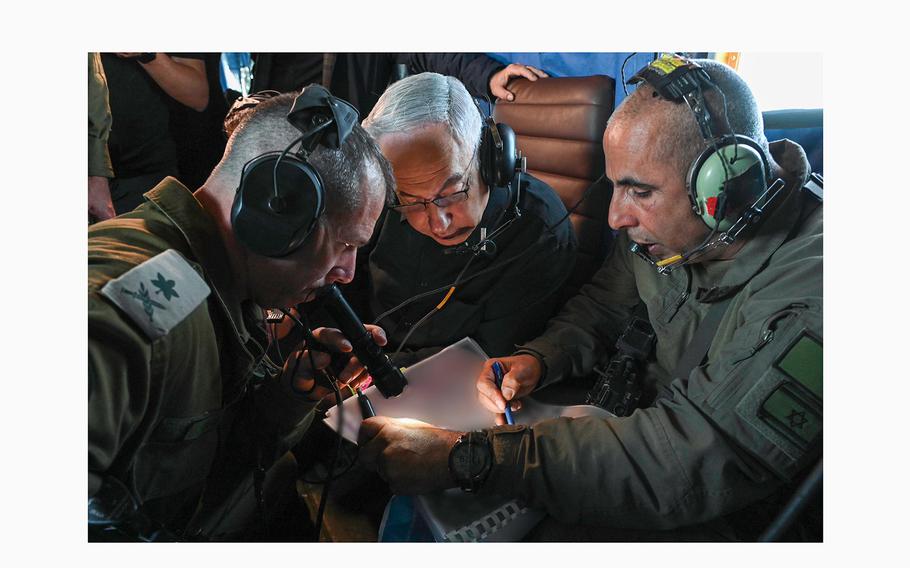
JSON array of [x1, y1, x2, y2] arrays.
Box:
[[448, 431, 493, 492], [135, 53, 157, 64]]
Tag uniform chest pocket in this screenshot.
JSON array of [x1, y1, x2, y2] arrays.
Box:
[[132, 410, 223, 502]]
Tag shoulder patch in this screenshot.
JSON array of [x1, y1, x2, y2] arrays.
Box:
[[759, 382, 821, 450], [736, 329, 822, 468], [757, 332, 822, 450], [100, 249, 211, 340], [775, 332, 822, 401]]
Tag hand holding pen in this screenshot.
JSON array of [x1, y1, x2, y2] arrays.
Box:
[[475, 355, 544, 424], [492, 361, 515, 425]]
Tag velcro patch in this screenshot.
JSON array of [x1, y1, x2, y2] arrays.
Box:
[[759, 332, 822, 450], [775, 333, 822, 401], [101, 249, 211, 340], [734, 322, 823, 474], [759, 383, 821, 450]]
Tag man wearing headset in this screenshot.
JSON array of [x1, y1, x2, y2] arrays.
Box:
[[88, 89, 394, 540], [339, 72, 576, 367], [357, 57, 822, 540]]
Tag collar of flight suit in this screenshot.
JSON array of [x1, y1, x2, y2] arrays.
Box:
[[142, 177, 258, 348], [691, 139, 813, 303]]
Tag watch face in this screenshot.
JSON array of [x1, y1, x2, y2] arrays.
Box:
[[453, 439, 488, 478]]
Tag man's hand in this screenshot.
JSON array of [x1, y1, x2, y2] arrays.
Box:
[[88, 176, 115, 223], [476, 354, 542, 424], [359, 416, 461, 494], [281, 325, 387, 401], [489, 64, 549, 102]]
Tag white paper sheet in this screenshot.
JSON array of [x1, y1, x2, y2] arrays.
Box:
[[324, 336, 611, 442], [324, 337, 614, 542]]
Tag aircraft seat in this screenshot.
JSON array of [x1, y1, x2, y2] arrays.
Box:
[[493, 75, 616, 299]]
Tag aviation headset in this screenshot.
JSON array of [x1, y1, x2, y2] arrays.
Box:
[[436, 99, 526, 262], [627, 54, 770, 232], [478, 109, 520, 191], [230, 85, 360, 258]]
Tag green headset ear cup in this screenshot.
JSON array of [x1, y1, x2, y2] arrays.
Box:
[[479, 120, 518, 188], [686, 136, 768, 231]]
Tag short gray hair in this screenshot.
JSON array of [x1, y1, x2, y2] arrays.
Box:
[[362, 72, 483, 159], [219, 92, 396, 219]]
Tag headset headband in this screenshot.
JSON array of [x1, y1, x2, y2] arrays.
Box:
[[627, 54, 720, 141], [230, 85, 360, 258], [287, 86, 359, 153]]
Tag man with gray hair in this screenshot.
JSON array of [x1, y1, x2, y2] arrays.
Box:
[[358, 56, 822, 541], [88, 89, 393, 540], [348, 72, 576, 366]]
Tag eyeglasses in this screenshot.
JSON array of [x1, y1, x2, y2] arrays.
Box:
[[389, 153, 476, 212]]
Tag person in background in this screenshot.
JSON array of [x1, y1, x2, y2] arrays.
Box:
[[88, 52, 115, 223], [250, 53, 547, 116], [101, 52, 209, 214], [169, 53, 229, 190]]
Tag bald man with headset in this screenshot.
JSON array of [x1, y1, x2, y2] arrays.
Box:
[[357, 56, 823, 541], [88, 87, 393, 540]]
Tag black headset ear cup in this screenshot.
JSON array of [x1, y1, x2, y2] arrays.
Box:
[[479, 119, 518, 188], [231, 152, 325, 257]]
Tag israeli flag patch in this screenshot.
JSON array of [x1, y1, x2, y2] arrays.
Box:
[[101, 249, 211, 340]]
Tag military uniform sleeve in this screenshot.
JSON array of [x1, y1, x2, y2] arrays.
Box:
[[518, 231, 641, 388], [401, 53, 505, 99], [88, 52, 113, 178], [88, 239, 225, 502], [480, 223, 823, 528], [88, 296, 154, 496]]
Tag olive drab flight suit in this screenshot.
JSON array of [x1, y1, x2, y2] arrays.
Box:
[[88, 178, 317, 538], [477, 140, 823, 540]]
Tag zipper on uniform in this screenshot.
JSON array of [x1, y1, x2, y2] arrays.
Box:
[[742, 303, 808, 361]]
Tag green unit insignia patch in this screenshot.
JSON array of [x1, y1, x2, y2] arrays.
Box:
[[775, 332, 822, 401]]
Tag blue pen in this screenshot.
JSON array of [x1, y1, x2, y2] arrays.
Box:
[[492, 361, 515, 425]]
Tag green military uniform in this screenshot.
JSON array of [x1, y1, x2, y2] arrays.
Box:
[[88, 52, 113, 179], [479, 140, 822, 540], [89, 178, 317, 538]]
